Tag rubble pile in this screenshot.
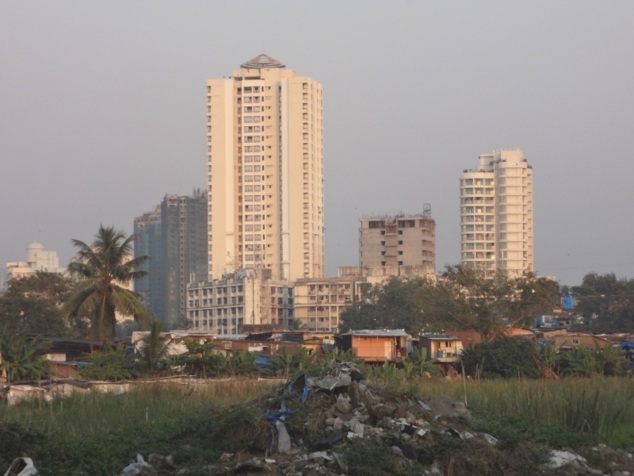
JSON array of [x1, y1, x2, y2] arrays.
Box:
[[114, 360, 634, 475], [5, 363, 634, 475]]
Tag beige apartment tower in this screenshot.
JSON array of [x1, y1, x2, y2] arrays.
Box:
[[460, 149, 534, 277], [206, 54, 324, 281]]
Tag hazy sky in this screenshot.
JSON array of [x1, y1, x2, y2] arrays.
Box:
[[2, 1, 633, 287]]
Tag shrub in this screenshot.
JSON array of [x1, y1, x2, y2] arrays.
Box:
[[172, 340, 228, 377], [0, 332, 49, 383], [78, 349, 136, 381], [460, 336, 541, 379]]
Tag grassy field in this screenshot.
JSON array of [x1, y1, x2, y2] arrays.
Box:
[[0, 379, 280, 475], [372, 372, 634, 448], [2, 375, 634, 474]]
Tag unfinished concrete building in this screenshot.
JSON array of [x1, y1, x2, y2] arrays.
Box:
[[359, 208, 436, 277]]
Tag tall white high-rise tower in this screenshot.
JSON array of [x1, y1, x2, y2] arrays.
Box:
[[206, 54, 324, 280], [460, 149, 534, 277]]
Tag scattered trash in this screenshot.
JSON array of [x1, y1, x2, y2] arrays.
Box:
[[275, 420, 292, 453], [544, 449, 587, 469], [120, 454, 153, 476], [4, 458, 37, 476]]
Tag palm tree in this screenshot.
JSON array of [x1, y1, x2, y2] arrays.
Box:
[[65, 225, 151, 344], [137, 320, 171, 372]]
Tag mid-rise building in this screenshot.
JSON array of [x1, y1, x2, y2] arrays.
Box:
[[358, 209, 436, 277], [293, 276, 369, 332], [6, 242, 66, 280], [187, 268, 294, 335], [460, 149, 534, 276], [134, 190, 208, 326], [206, 54, 324, 281]]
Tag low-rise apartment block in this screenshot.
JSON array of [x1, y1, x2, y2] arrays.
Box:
[[293, 276, 369, 332], [187, 268, 293, 335]]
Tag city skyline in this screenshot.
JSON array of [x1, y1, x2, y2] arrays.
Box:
[[2, 2, 634, 287]]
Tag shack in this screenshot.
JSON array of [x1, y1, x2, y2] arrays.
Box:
[[551, 333, 610, 350], [336, 329, 411, 362], [131, 330, 217, 356], [418, 335, 464, 363]]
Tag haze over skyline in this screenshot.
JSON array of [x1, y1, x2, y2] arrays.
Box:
[[2, 2, 633, 287]]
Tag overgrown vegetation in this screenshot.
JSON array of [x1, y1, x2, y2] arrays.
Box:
[[78, 348, 137, 381], [459, 336, 628, 379], [0, 331, 49, 383], [0, 380, 277, 475], [0, 271, 89, 338], [572, 272, 634, 332]]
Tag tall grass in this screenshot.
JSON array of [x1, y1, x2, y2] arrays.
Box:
[[368, 367, 634, 447], [0, 379, 282, 475], [417, 376, 634, 447], [1, 379, 279, 439]]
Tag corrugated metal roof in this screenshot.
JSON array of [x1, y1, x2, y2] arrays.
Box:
[[341, 329, 410, 337]]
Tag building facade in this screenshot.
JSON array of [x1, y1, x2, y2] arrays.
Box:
[[6, 242, 66, 280], [460, 149, 534, 277], [358, 210, 436, 277], [133, 206, 163, 318], [134, 190, 208, 326], [187, 268, 294, 335], [162, 191, 208, 324], [206, 54, 324, 281], [293, 276, 369, 332]]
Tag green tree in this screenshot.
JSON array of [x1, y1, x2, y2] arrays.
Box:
[[438, 266, 559, 334], [573, 273, 634, 332], [0, 272, 87, 337], [340, 266, 559, 337], [556, 346, 597, 377], [8, 271, 77, 303], [403, 347, 441, 378], [65, 225, 151, 344], [0, 331, 49, 383], [78, 349, 136, 381], [460, 336, 541, 379], [174, 340, 227, 377], [340, 277, 441, 334], [507, 273, 561, 327]]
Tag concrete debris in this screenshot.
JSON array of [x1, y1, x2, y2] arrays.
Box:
[[482, 433, 498, 446], [544, 449, 588, 469], [120, 454, 154, 476], [3, 458, 37, 476], [417, 399, 432, 412], [307, 373, 351, 391], [334, 394, 352, 413]]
